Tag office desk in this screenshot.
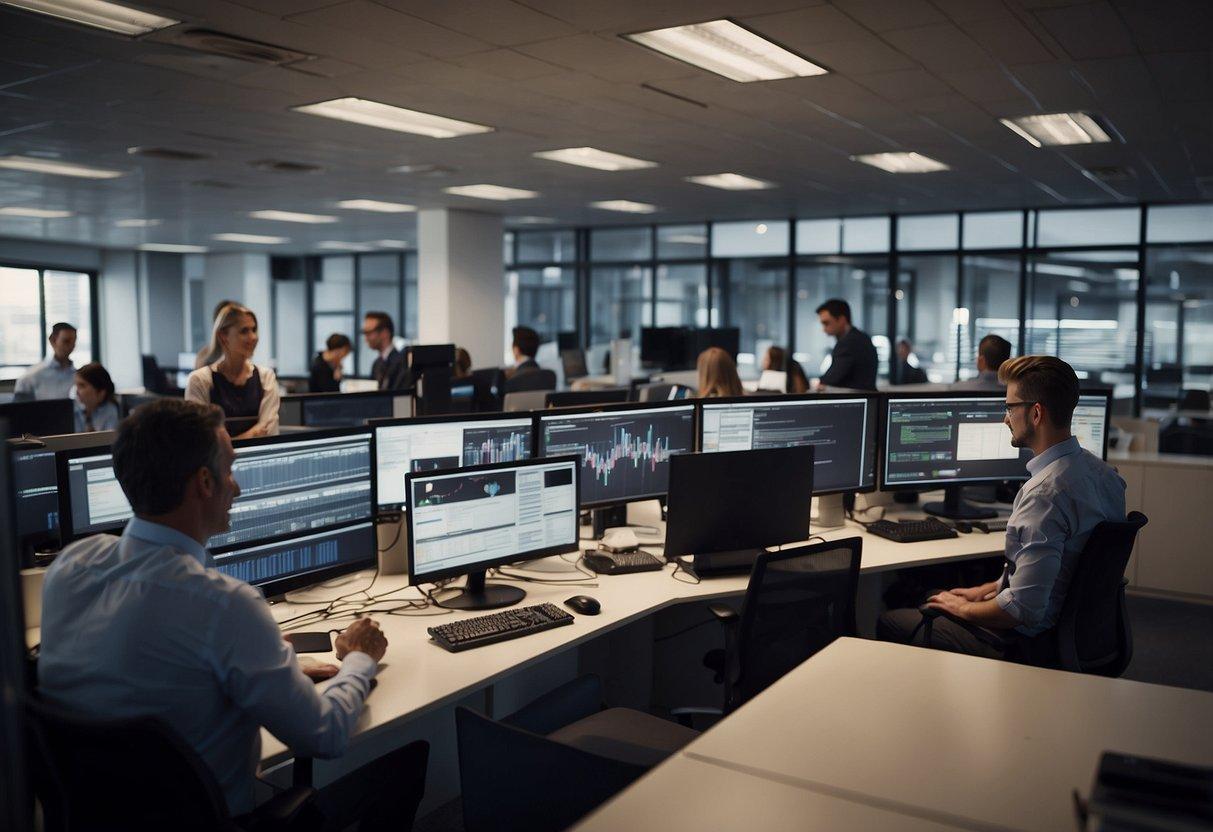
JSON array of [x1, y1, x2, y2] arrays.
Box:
[[260, 504, 1005, 767], [675, 638, 1213, 832]]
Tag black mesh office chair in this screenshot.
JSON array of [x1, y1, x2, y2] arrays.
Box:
[[685, 538, 862, 717], [456, 675, 697, 832], [920, 512, 1147, 677], [468, 368, 504, 412], [502, 368, 557, 394]]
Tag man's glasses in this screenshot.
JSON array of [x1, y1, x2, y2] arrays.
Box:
[[1004, 401, 1038, 417]]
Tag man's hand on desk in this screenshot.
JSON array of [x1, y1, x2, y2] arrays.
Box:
[[336, 618, 388, 663], [925, 591, 969, 616]]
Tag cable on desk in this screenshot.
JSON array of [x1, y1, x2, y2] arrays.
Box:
[[377, 520, 403, 554], [492, 566, 598, 586], [670, 558, 700, 585]]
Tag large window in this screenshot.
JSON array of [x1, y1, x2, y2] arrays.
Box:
[[896, 255, 958, 382], [717, 258, 788, 368], [655, 264, 708, 328], [589, 265, 650, 347], [0, 265, 93, 378], [507, 266, 577, 347], [960, 253, 1021, 378], [313, 256, 355, 377], [795, 256, 888, 380], [1144, 246, 1213, 407]]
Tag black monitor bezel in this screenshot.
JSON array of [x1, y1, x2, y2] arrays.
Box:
[[533, 399, 699, 509], [879, 390, 1030, 491], [404, 454, 581, 586], [1076, 388, 1113, 461], [215, 521, 378, 600], [696, 392, 881, 496], [367, 412, 538, 514], [56, 443, 131, 542], [1, 398, 75, 438], [279, 389, 413, 427], [10, 430, 116, 553]]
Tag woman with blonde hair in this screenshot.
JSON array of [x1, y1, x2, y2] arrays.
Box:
[[186, 303, 279, 438], [697, 347, 744, 398]]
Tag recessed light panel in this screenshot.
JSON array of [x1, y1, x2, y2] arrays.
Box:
[[116, 218, 161, 227], [685, 172, 774, 190], [0, 155, 124, 179], [212, 233, 289, 244], [336, 199, 416, 213], [248, 210, 337, 224], [533, 147, 657, 171], [0, 0, 179, 36], [1000, 112, 1112, 147], [374, 240, 412, 248], [293, 98, 493, 138], [0, 206, 73, 218], [316, 241, 374, 251], [443, 184, 538, 201], [138, 243, 208, 253], [624, 19, 827, 83], [590, 200, 657, 214], [851, 152, 950, 173]]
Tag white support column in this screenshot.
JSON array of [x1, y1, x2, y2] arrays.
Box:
[[417, 209, 504, 370], [202, 253, 274, 369]]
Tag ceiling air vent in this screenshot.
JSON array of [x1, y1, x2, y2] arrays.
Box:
[[249, 159, 325, 174], [170, 29, 313, 66], [128, 146, 213, 161]]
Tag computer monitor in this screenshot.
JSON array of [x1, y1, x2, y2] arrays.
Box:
[[279, 391, 412, 428], [406, 455, 580, 610], [1, 399, 74, 438], [370, 413, 534, 514], [1074, 391, 1112, 460], [544, 389, 630, 409], [882, 393, 1031, 519], [57, 429, 378, 597], [536, 401, 696, 510]]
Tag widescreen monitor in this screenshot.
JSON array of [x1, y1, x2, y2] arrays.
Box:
[[370, 413, 534, 514], [1073, 391, 1112, 460], [698, 394, 878, 495], [279, 391, 412, 429], [406, 455, 580, 610], [0, 399, 74, 438], [537, 401, 696, 509]]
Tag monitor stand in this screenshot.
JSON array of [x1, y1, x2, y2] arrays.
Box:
[[811, 493, 847, 529], [436, 569, 526, 611], [591, 505, 629, 539], [923, 485, 997, 520]]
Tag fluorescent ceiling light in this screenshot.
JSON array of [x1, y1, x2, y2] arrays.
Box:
[[293, 98, 493, 139], [0, 0, 179, 35], [509, 216, 554, 225], [249, 209, 336, 224], [624, 19, 827, 83], [590, 200, 657, 214], [0, 206, 73, 218], [337, 199, 416, 213], [138, 243, 208, 253], [851, 152, 950, 173], [685, 172, 774, 190], [316, 241, 374, 251], [444, 184, 538, 201], [533, 147, 657, 171], [212, 233, 289, 244], [999, 112, 1112, 147], [116, 218, 160, 227], [374, 240, 412, 248], [0, 155, 124, 179]]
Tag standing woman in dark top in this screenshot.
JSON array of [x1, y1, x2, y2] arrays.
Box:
[[309, 333, 352, 393], [186, 303, 279, 438]]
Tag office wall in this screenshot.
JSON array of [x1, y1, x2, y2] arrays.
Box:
[[139, 252, 185, 367], [98, 249, 141, 389], [202, 253, 275, 370]]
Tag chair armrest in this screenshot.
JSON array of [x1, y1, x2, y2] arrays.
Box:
[[239, 786, 317, 831], [916, 605, 1010, 650], [708, 603, 739, 625]]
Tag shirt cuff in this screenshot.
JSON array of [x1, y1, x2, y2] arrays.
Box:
[[994, 588, 1025, 625], [337, 651, 378, 680]]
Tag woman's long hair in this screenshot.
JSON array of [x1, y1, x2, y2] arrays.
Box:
[[75, 362, 115, 404], [697, 347, 744, 398], [205, 303, 257, 365]]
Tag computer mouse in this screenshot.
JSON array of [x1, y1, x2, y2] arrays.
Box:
[[564, 595, 601, 616]]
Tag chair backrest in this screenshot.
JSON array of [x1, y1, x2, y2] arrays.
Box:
[[560, 349, 588, 380], [456, 706, 644, 832], [1054, 511, 1147, 676], [25, 695, 234, 832], [503, 389, 550, 413], [503, 368, 557, 394], [468, 368, 504, 412], [635, 382, 675, 403], [1178, 388, 1211, 411], [733, 537, 862, 709]]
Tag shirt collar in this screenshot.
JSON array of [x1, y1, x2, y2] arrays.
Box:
[[379, 345, 393, 361], [124, 516, 211, 567], [45, 355, 74, 372], [979, 369, 999, 382], [1026, 435, 1081, 477]]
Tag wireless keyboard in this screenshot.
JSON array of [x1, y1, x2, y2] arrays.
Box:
[[866, 517, 959, 543], [583, 549, 664, 575], [428, 603, 574, 652]]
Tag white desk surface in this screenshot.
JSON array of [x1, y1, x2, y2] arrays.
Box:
[[681, 637, 1213, 832], [259, 501, 1004, 765], [573, 752, 974, 832]]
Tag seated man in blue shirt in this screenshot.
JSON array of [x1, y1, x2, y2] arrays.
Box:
[[876, 355, 1126, 657], [39, 398, 403, 826]]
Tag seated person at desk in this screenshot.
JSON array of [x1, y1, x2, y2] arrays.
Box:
[[73, 361, 120, 433], [952, 334, 1012, 391], [763, 345, 809, 393], [194, 298, 239, 370], [186, 303, 279, 439], [362, 311, 408, 391], [877, 356, 1126, 658], [309, 333, 352, 393], [815, 299, 878, 391], [15, 321, 77, 400], [698, 346, 744, 398], [38, 399, 400, 825], [507, 326, 540, 378], [454, 346, 472, 380], [891, 339, 929, 385]]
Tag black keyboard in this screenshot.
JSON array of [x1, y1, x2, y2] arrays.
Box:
[[584, 549, 664, 575], [428, 603, 574, 652], [866, 518, 959, 543]]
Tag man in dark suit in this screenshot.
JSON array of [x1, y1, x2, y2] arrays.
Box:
[[816, 299, 878, 391], [362, 311, 408, 391], [508, 326, 540, 378]]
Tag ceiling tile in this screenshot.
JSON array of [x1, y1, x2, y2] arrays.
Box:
[[960, 16, 1058, 65], [940, 68, 1037, 104], [1110, 0, 1213, 54], [376, 0, 577, 46], [855, 68, 953, 101], [1031, 2, 1136, 60], [287, 1, 490, 57], [515, 34, 698, 83], [1145, 52, 1213, 103], [449, 49, 565, 81], [883, 23, 998, 72], [803, 38, 917, 75], [931, 0, 1012, 22], [830, 0, 947, 31], [740, 5, 873, 46]]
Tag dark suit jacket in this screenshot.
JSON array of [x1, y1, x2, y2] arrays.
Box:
[[893, 361, 929, 385], [820, 327, 878, 390], [308, 353, 341, 393], [508, 358, 540, 378], [371, 348, 410, 391]]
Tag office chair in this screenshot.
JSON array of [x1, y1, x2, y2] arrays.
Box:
[[456, 675, 696, 832], [502, 367, 557, 394], [468, 368, 504, 412], [633, 382, 675, 402], [1178, 389, 1212, 412], [141, 355, 183, 396], [920, 512, 1148, 677], [502, 389, 549, 413], [1160, 423, 1213, 455], [560, 348, 588, 380], [678, 538, 863, 719], [25, 695, 319, 831]]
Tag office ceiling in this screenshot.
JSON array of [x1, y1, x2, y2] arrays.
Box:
[[0, 0, 1210, 254]]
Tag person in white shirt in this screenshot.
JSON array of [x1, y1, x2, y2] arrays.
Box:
[[186, 303, 279, 439], [15, 322, 77, 401], [39, 398, 407, 825]]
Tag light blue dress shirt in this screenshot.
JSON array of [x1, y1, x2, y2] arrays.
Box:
[[996, 436, 1126, 636], [73, 399, 121, 433], [14, 356, 76, 400], [38, 517, 376, 815]]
